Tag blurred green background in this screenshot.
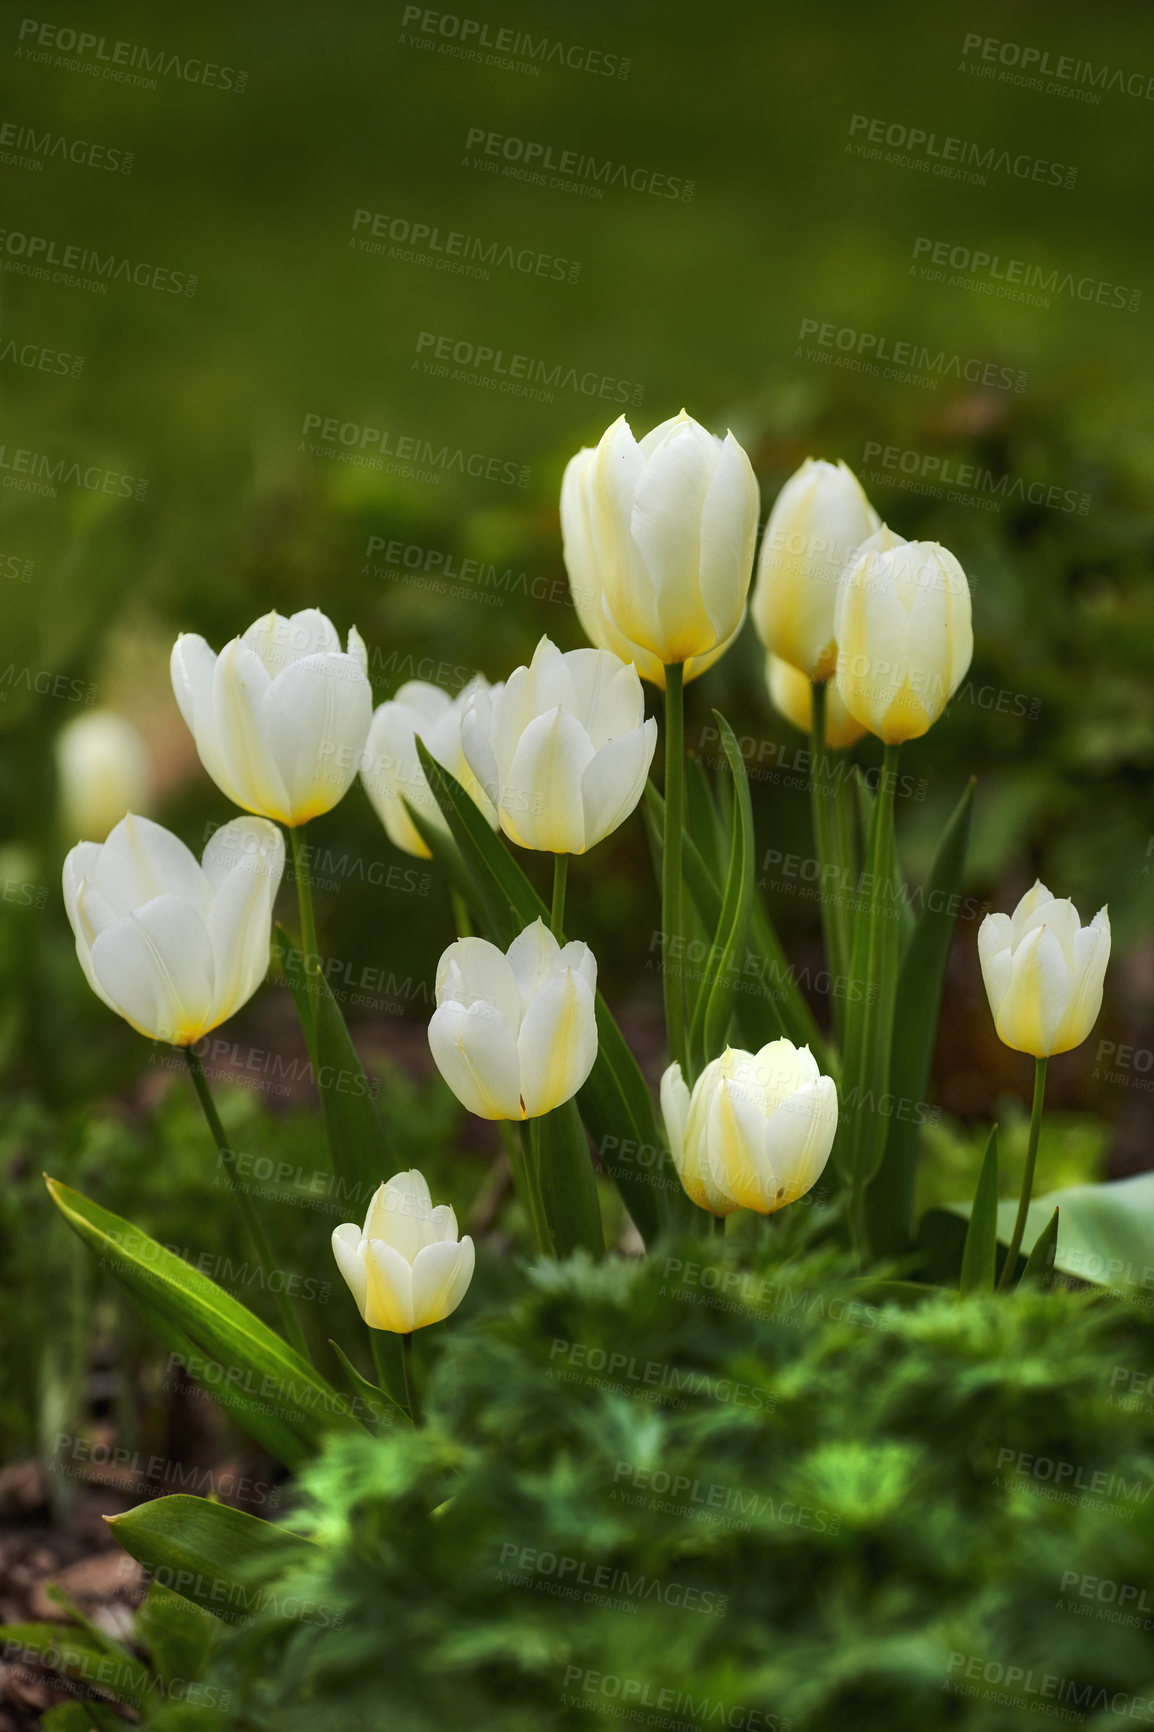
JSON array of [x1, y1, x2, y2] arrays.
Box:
[[2, 0, 1153, 1454]]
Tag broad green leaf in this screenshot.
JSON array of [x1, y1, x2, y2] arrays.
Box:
[[47, 1179, 367, 1468], [272, 922, 317, 1072], [534, 1097, 604, 1259], [959, 1126, 999, 1295], [329, 1338, 406, 1428], [135, 1582, 219, 1689], [941, 1172, 1154, 1296], [0, 1621, 151, 1710], [416, 741, 685, 1243], [867, 778, 975, 1258], [275, 926, 393, 1197], [1020, 1207, 1060, 1288], [106, 1496, 315, 1624], [688, 714, 755, 1067]]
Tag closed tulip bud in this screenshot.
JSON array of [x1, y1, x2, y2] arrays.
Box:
[[62, 813, 284, 1045], [661, 1040, 838, 1217], [765, 654, 866, 749], [460, 636, 657, 855], [979, 882, 1110, 1058], [833, 539, 973, 744], [56, 711, 153, 841], [331, 1170, 474, 1333], [428, 919, 598, 1120], [360, 676, 498, 859], [751, 458, 881, 680], [170, 608, 373, 825], [581, 410, 759, 667], [561, 444, 742, 688]]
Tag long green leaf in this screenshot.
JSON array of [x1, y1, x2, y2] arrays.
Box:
[[959, 1126, 999, 1295], [688, 714, 755, 1067], [535, 1097, 604, 1258], [47, 1179, 367, 1468], [1020, 1207, 1060, 1288], [106, 1496, 315, 1624], [416, 741, 686, 1243], [0, 1622, 151, 1710], [867, 778, 975, 1257]]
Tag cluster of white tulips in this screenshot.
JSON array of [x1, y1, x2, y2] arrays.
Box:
[[56, 408, 1111, 1367]]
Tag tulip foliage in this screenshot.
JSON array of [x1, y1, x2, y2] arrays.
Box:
[[44, 418, 1125, 1642]]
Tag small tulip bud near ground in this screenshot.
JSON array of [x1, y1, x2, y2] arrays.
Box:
[[751, 457, 880, 681], [331, 1170, 475, 1333], [361, 675, 498, 858], [579, 409, 760, 669], [170, 607, 373, 825], [62, 813, 284, 1046], [661, 1040, 838, 1217], [460, 637, 657, 855], [979, 881, 1111, 1058], [56, 710, 153, 842], [428, 919, 598, 1120]]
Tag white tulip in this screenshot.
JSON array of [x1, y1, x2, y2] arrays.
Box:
[[581, 410, 759, 667], [361, 677, 498, 859], [833, 539, 973, 744], [978, 882, 1110, 1058], [765, 654, 865, 750], [56, 711, 153, 841], [428, 919, 598, 1120], [62, 813, 284, 1045], [751, 457, 881, 681], [170, 608, 373, 825], [561, 444, 743, 688], [331, 1170, 474, 1333], [460, 636, 657, 855], [661, 1040, 838, 1216]]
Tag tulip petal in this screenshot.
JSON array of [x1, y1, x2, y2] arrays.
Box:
[[505, 920, 562, 1005], [428, 999, 524, 1120], [579, 720, 659, 851], [361, 702, 436, 856], [331, 1223, 368, 1322], [362, 1239, 415, 1333], [90, 897, 216, 1044], [516, 966, 597, 1117], [698, 431, 758, 641], [564, 648, 645, 742], [170, 634, 218, 739], [502, 706, 594, 852], [93, 813, 208, 920], [1051, 911, 1111, 1055], [436, 937, 523, 1030], [262, 652, 373, 823], [203, 820, 285, 1022], [365, 1170, 439, 1263], [410, 1237, 475, 1328], [209, 640, 293, 820], [759, 1079, 838, 1210], [243, 608, 342, 673]]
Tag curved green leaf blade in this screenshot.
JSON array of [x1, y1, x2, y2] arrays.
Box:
[[688, 713, 755, 1066], [47, 1179, 367, 1467], [106, 1496, 315, 1624], [1020, 1207, 1060, 1288], [959, 1126, 999, 1295], [941, 1171, 1154, 1295]]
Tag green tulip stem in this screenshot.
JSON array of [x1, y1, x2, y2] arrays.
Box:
[[289, 824, 319, 972], [501, 1121, 549, 1258], [400, 1332, 423, 1426], [522, 1117, 557, 1258], [183, 1045, 311, 1361], [810, 682, 851, 1027], [662, 661, 688, 1075], [550, 853, 569, 939], [449, 888, 473, 939], [998, 1056, 1049, 1291]]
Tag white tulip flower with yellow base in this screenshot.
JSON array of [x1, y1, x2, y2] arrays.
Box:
[[979, 882, 1110, 1060], [834, 539, 973, 744], [331, 1170, 475, 1334], [170, 608, 373, 826], [361, 676, 498, 859], [751, 457, 880, 681], [62, 812, 284, 1046], [461, 637, 657, 855], [661, 1040, 838, 1217], [580, 409, 760, 669], [56, 711, 153, 842], [428, 919, 598, 1121], [561, 444, 743, 689], [765, 653, 865, 749]]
